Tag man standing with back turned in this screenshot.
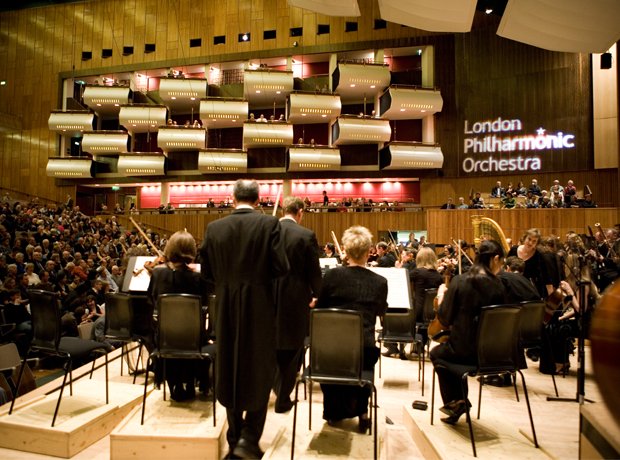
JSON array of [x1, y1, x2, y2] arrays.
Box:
[[273, 196, 322, 413], [200, 179, 289, 459]]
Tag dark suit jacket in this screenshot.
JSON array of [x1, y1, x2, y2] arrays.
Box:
[[498, 271, 541, 303], [199, 208, 289, 411], [274, 218, 322, 350], [316, 266, 388, 347]]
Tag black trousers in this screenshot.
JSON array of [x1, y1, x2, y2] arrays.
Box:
[[430, 343, 471, 405], [273, 348, 303, 405], [226, 405, 268, 449]]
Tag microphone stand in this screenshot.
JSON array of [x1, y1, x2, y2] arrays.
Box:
[[547, 254, 594, 404]]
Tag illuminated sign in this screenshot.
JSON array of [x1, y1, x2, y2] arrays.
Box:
[[461, 117, 575, 173]]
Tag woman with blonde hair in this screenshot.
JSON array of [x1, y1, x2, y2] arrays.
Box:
[[316, 225, 388, 432], [410, 247, 443, 346]]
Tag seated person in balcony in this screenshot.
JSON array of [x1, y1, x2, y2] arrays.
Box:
[[456, 197, 469, 209], [525, 191, 539, 208], [316, 225, 388, 431], [528, 179, 542, 196], [500, 191, 517, 209], [564, 179, 577, 206], [579, 193, 597, 208], [515, 181, 527, 196], [490, 181, 505, 198], [551, 191, 564, 208], [470, 192, 484, 209], [430, 240, 506, 425], [440, 198, 455, 209], [165, 203, 175, 214]]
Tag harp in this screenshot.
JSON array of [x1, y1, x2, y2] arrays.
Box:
[[471, 215, 511, 254]]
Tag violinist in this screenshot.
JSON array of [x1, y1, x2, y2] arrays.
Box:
[[146, 230, 208, 402], [430, 240, 505, 425]]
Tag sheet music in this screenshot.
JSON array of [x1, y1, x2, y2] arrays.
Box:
[[319, 257, 339, 268], [124, 256, 157, 292], [367, 267, 412, 309]]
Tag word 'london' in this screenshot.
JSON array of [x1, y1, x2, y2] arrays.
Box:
[[461, 117, 575, 173]]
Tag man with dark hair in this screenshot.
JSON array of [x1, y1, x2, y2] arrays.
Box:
[[375, 241, 396, 267], [272, 196, 322, 413], [200, 179, 289, 459]]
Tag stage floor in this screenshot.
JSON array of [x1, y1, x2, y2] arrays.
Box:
[[0, 343, 602, 459]]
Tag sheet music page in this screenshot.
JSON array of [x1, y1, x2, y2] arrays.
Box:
[[127, 256, 157, 292], [319, 257, 339, 268], [367, 267, 412, 309]]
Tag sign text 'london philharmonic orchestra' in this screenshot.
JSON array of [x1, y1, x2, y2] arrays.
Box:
[[461, 117, 576, 173]]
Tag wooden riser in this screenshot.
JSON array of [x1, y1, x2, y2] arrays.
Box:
[[403, 400, 551, 459], [0, 380, 144, 458], [110, 388, 226, 460]]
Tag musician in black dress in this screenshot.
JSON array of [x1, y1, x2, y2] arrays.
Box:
[[147, 230, 207, 401], [507, 228, 553, 299], [316, 225, 388, 432], [430, 240, 506, 424]]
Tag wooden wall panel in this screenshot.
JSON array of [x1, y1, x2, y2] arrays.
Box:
[[130, 208, 618, 252], [0, 0, 616, 208]]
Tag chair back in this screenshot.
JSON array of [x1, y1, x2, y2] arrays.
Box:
[[129, 294, 153, 339], [422, 288, 438, 323], [207, 294, 217, 339], [0, 343, 21, 371], [382, 308, 415, 338], [104, 292, 132, 340], [157, 293, 203, 354], [28, 289, 62, 351], [309, 308, 363, 380], [476, 304, 522, 372], [518, 301, 546, 347]]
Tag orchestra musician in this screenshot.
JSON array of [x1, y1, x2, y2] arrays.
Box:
[[146, 230, 208, 401], [430, 240, 506, 425], [316, 225, 388, 432]]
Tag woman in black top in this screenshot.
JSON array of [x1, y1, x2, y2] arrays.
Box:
[[430, 240, 506, 424], [147, 230, 207, 401], [507, 228, 553, 299], [316, 226, 388, 432]]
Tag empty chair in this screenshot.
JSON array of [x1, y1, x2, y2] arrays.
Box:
[[104, 292, 154, 383], [9, 289, 109, 427], [140, 293, 215, 426], [377, 307, 415, 377], [431, 304, 538, 457], [291, 308, 378, 459]]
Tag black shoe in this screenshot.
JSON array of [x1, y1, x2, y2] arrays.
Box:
[[440, 400, 469, 425], [399, 352, 408, 360], [358, 414, 371, 433], [275, 398, 294, 413], [382, 345, 399, 357], [232, 438, 264, 459]]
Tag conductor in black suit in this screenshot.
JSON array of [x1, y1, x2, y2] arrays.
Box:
[[200, 179, 289, 459], [273, 196, 322, 413]]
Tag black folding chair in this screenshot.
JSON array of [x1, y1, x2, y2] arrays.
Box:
[[9, 289, 109, 427], [140, 293, 216, 426], [291, 308, 378, 460], [104, 293, 153, 384], [431, 304, 538, 457], [377, 307, 416, 378], [519, 300, 558, 397], [415, 287, 438, 396]]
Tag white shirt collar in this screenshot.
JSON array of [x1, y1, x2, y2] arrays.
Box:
[[235, 204, 255, 210]]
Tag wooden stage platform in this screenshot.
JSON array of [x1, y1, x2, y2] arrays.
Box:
[[0, 343, 608, 459]]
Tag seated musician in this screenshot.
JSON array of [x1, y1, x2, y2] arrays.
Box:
[[315, 226, 388, 432], [430, 240, 506, 424], [147, 230, 208, 401]]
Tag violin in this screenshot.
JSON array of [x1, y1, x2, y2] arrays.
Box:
[[428, 290, 450, 343]]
